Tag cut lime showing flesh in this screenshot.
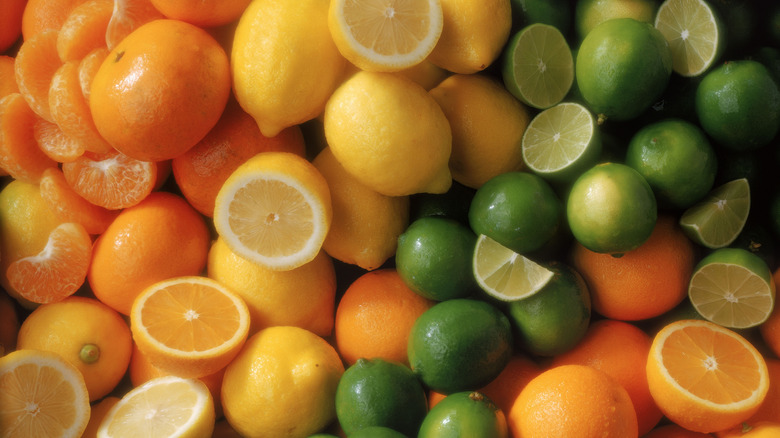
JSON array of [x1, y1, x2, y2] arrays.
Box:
[[654, 0, 722, 77], [522, 102, 601, 184], [473, 234, 554, 301], [688, 247, 775, 329], [679, 178, 750, 249], [501, 23, 574, 109]]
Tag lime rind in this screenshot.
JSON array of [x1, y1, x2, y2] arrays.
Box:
[[679, 178, 750, 249], [473, 234, 554, 301], [654, 0, 723, 77]]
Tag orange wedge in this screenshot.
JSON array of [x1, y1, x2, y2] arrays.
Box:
[[40, 167, 120, 234], [14, 29, 62, 123], [57, 0, 113, 62], [0, 93, 57, 183], [78, 47, 109, 102], [105, 0, 164, 51], [33, 117, 87, 163]]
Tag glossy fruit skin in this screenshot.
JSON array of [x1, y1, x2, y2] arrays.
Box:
[[418, 391, 508, 438], [348, 426, 408, 438]]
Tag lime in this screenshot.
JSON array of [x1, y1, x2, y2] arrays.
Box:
[[510, 0, 572, 34], [468, 171, 562, 255], [335, 358, 428, 437], [576, 18, 673, 122], [409, 180, 476, 225], [654, 0, 723, 77], [418, 391, 508, 438], [472, 234, 554, 302], [575, 0, 660, 40], [407, 298, 513, 394], [679, 178, 750, 249], [566, 162, 658, 255], [501, 23, 574, 109], [395, 217, 478, 301], [625, 118, 717, 210], [507, 262, 591, 357], [751, 46, 780, 86], [348, 427, 408, 438], [695, 60, 780, 151], [521, 102, 602, 185], [688, 247, 776, 329]]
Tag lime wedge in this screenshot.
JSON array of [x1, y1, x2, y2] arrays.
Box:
[[688, 247, 776, 329], [654, 0, 723, 77], [679, 178, 750, 249], [521, 102, 602, 184], [473, 234, 554, 301], [501, 23, 574, 109]]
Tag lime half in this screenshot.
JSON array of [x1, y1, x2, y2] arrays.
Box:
[[654, 0, 723, 77], [688, 247, 775, 329], [501, 23, 574, 109], [522, 102, 601, 184], [473, 234, 554, 301], [679, 178, 750, 249]]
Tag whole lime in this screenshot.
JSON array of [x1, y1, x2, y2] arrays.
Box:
[[695, 60, 780, 151], [566, 162, 657, 255], [510, 0, 572, 34], [418, 391, 508, 438], [625, 118, 717, 210], [348, 427, 408, 438], [395, 217, 478, 301], [409, 181, 476, 225], [507, 262, 591, 357], [576, 18, 672, 122], [468, 171, 562, 254], [574, 0, 660, 40], [335, 358, 428, 437], [407, 299, 513, 394]]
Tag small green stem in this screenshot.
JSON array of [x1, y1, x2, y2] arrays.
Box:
[[79, 344, 100, 364]]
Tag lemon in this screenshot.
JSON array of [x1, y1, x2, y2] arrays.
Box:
[[429, 73, 531, 189], [232, 0, 347, 137], [221, 326, 345, 438], [312, 147, 410, 271], [323, 71, 452, 196], [427, 0, 512, 74]]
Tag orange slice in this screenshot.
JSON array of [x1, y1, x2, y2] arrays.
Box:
[[40, 167, 119, 234], [0, 93, 57, 183], [14, 29, 62, 123], [646, 319, 770, 433], [33, 116, 87, 163], [105, 0, 164, 51], [130, 276, 251, 378], [57, 0, 113, 62], [78, 47, 109, 102]]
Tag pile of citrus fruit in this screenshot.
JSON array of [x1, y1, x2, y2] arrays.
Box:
[[2, 0, 780, 436]]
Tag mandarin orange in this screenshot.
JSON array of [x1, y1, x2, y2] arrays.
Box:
[[0, 93, 57, 183], [0, 0, 25, 53], [14, 29, 62, 123], [56, 0, 113, 62], [21, 0, 89, 40], [105, 0, 165, 51], [39, 167, 120, 235], [150, 0, 251, 27]]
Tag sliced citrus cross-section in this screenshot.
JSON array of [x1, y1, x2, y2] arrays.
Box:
[[473, 234, 555, 302], [679, 178, 750, 249], [328, 0, 443, 72], [654, 0, 722, 77]]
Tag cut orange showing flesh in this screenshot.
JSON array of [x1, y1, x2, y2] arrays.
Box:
[[646, 319, 769, 433], [40, 167, 119, 235], [0, 349, 91, 438], [0, 93, 57, 183], [130, 276, 251, 379], [105, 0, 164, 51], [14, 29, 62, 123]]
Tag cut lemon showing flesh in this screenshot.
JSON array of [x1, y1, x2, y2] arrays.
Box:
[[654, 0, 723, 77], [0, 349, 91, 438], [473, 234, 555, 301], [130, 276, 251, 379], [328, 0, 443, 72], [688, 247, 775, 329], [679, 178, 750, 249], [646, 319, 769, 433], [522, 102, 602, 184], [213, 151, 332, 271], [502, 23, 574, 109], [97, 376, 215, 438]]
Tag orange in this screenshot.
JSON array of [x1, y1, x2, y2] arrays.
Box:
[[716, 421, 780, 438], [150, 0, 251, 27], [572, 214, 695, 321], [745, 358, 780, 424], [33, 117, 87, 162], [759, 267, 780, 358], [0, 93, 57, 183], [334, 268, 436, 366], [14, 29, 62, 123], [39, 166, 120, 234], [88, 191, 210, 315], [646, 319, 770, 433], [171, 98, 306, 217], [0, 56, 19, 99], [0, 0, 25, 53], [81, 396, 120, 438], [551, 319, 663, 435], [56, 0, 113, 62], [21, 0, 89, 40], [477, 354, 542, 415], [90, 19, 231, 162], [0, 291, 19, 356], [16, 296, 133, 401], [105, 0, 165, 51], [77, 47, 109, 102], [643, 424, 714, 438], [508, 364, 638, 437]]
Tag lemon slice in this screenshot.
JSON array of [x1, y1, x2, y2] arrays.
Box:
[[654, 0, 723, 77], [213, 152, 332, 271], [328, 0, 443, 72], [473, 234, 554, 301], [679, 178, 750, 249]]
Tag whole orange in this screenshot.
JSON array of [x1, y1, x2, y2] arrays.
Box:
[[0, 0, 25, 53], [477, 354, 541, 415], [643, 424, 714, 438], [88, 191, 210, 315], [150, 0, 251, 27], [746, 358, 780, 424], [759, 268, 780, 358], [90, 19, 231, 162]]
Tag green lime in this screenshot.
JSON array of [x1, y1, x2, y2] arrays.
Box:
[[576, 18, 673, 122], [654, 0, 724, 77], [679, 178, 750, 249], [695, 60, 780, 151], [510, 0, 572, 35], [409, 180, 476, 225], [335, 358, 428, 437], [575, 0, 660, 41], [507, 262, 591, 357], [688, 247, 776, 329], [308, 434, 340, 438], [501, 23, 574, 109], [418, 391, 508, 438], [468, 171, 562, 254], [347, 427, 408, 438], [625, 118, 717, 210], [407, 298, 513, 394], [566, 162, 658, 255], [521, 102, 602, 185], [751, 46, 780, 87], [395, 217, 478, 301]]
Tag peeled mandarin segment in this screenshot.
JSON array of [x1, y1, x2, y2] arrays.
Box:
[[56, 0, 113, 62], [33, 117, 87, 163], [14, 29, 62, 123], [40, 167, 119, 234], [105, 0, 165, 51], [0, 55, 19, 99], [654, 0, 722, 77], [0, 93, 57, 183], [78, 47, 110, 103]]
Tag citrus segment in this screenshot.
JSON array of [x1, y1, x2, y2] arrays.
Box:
[[654, 0, 722, 77], [105, 0, 165, 51], [56, 0, 113, 62], [39, 167, 119, 235], [33, 117, 86, 163], [0, 93, 57, 183], [473, 234, 554, 301], [680, 178, 750, 249], [78, 47, 109, 103], [13, 29, 62, 123]]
